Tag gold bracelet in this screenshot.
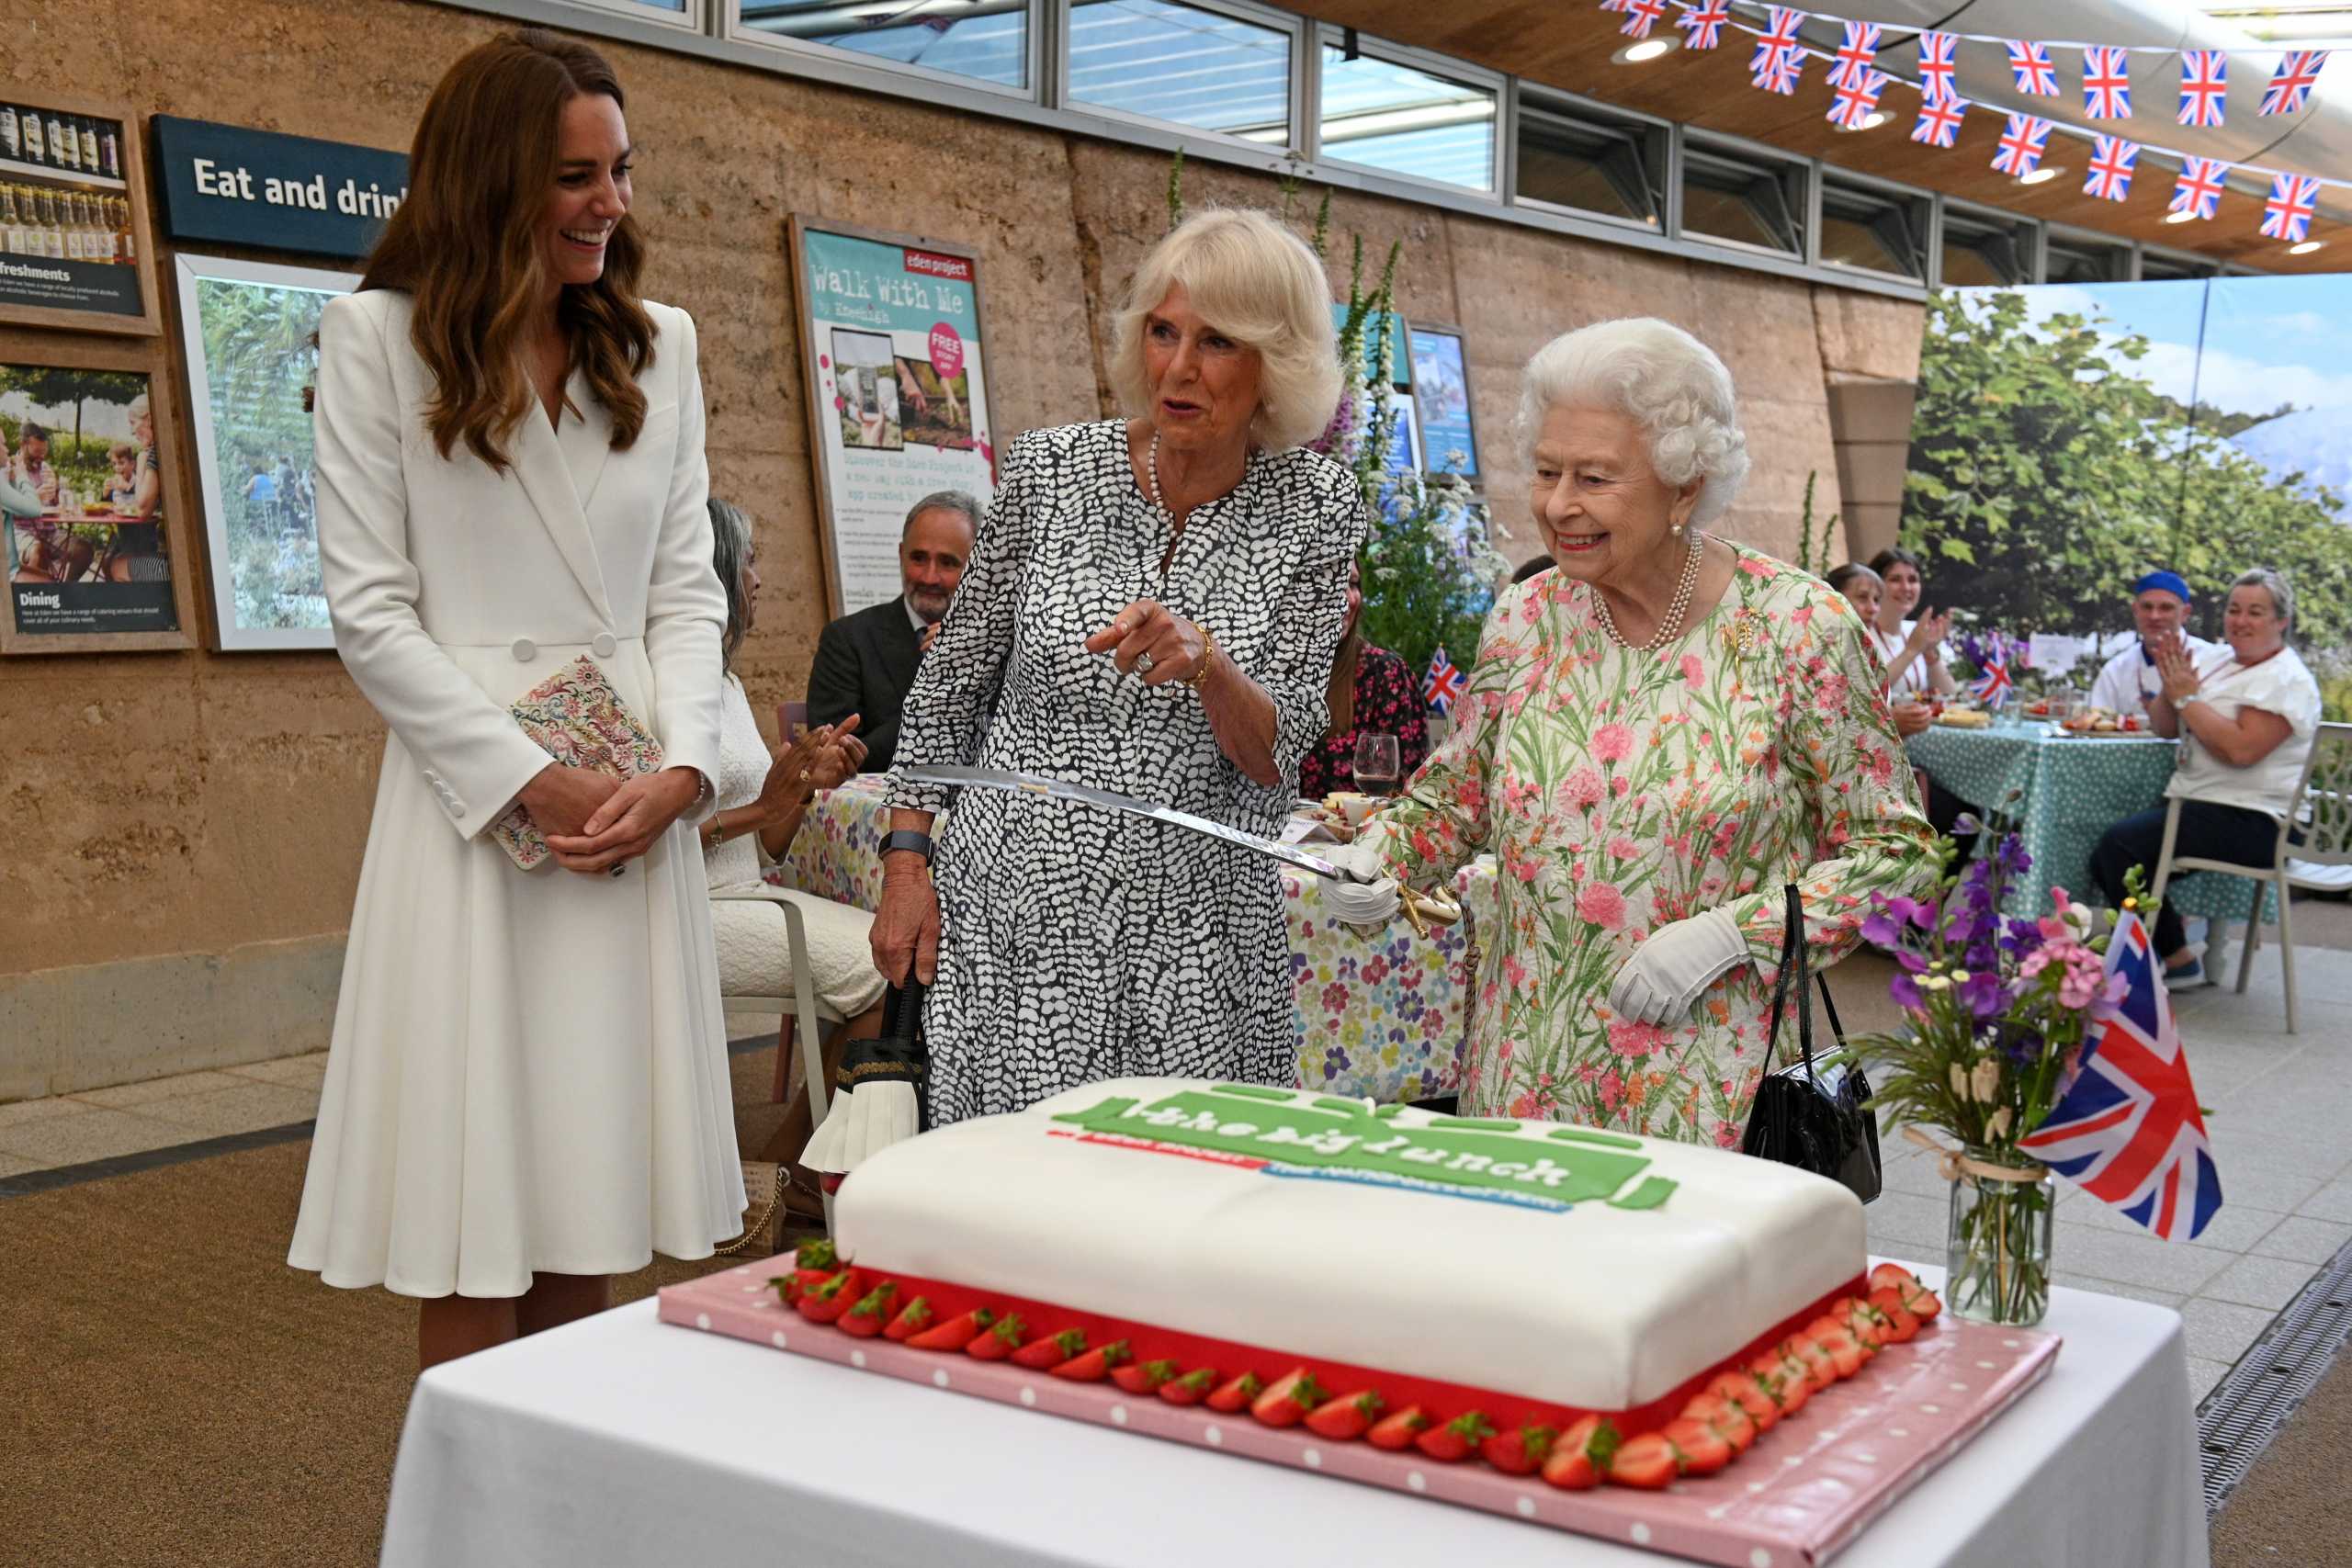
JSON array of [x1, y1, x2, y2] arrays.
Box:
[[1182, 621, 1218, 692]]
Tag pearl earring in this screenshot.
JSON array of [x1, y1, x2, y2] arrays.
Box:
[[1671, 524, 1684, 536]]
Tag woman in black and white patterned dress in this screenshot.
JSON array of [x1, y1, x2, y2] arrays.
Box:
[[873, 209, 1369, 1124]]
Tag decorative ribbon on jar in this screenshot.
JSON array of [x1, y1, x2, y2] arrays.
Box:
[[1903, 1123, 2050, 1182]]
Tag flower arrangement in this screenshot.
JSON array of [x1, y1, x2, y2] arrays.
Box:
[[1853, 822, 2154, 1325]]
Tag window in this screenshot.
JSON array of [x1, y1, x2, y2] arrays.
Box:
[[2043, 235, 2128, 285], [1317, 39, 1497, 192], [2138, 250, 2218, 282], [565, 0, 700, 25], [738, 0, 1030, 92], [1939, 211, 2026, 287], [1679, 144, 1801, 254], [1818, 180, 1925, 279], [1515, 96, 1659, 228], [1068, 0, 1291, 142]]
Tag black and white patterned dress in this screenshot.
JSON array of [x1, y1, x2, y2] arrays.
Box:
[[886, 420, 1368, 1124]]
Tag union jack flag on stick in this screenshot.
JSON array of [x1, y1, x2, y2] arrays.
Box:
[[1913, 93, 1967, 148], [1992, 114, 2052, 177], [1679, 1, 1729, 50], [1422, 647, 1465, 714], [2083, 44, 2133, 118], [2084, 136, 2140, 201], [1917, 31, 1959, 105], [2262, 173, 2321, 242], [2018, 913, 2222, 1242], [2171, 157, 2229, 220], [2261, 50, 2330, 117], [2178, 50, 2227, 127], [2007, 39, 2058, 96]]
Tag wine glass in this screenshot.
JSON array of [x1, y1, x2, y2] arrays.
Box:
[[1352, 732, 1401, 797]]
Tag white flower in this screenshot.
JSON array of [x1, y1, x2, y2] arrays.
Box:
[[1971, 1057, 2003, 1103], [1950, 1064, 1970, 1099], [1984, 1107, 2013, 1142]]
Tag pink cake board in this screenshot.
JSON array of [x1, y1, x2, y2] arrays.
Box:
[[660, 1258, 2058, 1568]]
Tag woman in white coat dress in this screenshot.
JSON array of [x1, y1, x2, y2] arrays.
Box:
[[288, 30, 743, 1370]]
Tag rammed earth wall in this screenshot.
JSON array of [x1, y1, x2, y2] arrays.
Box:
[[0, 0, 1923, 1099]]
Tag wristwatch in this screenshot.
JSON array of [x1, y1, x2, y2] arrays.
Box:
[[2175, 692, 2204, 709], [882, 829, 935, 864]]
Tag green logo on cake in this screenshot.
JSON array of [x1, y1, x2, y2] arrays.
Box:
[[1050, 1085, 1676, 1213]]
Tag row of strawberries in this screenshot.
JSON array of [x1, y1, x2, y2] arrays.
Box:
[[772, 1247, 1942, 1492]]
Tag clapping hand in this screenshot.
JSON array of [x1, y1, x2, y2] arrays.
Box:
[[757, 714, 864, 823], [1905, 606, 1953, 666], [2154, 635, 2201, 704]]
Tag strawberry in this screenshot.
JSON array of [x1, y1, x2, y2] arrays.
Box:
[[838, 1282, 899, 1338], [1414, 1411, 1496, 1463], [794, 1237, 839, 1270], [906, 1307, 993, 1351], [1158, 1368, 1216, 1406], [1113, 1359, 1179, 1394], [1366, 1405, 1431, 1450], [882, 1296, 933, 1341], [1479, 1423, 1557, 1476], [1690, 1394, 1758, 1454], [1811, 1325, 1868, 1380], [1204, 1371, 1263, 1413], [1012, 1329, 1088, 1370], [1869, 1262, 1918, 1295], [1304, 1390, 1385, 1440], [1250, 1370, 1328, 1427], [1708, 1372, 1778, 1431], [1846, 1300, 1894, 1348], [1750, 1355, 1810, 1416], [1785, 1334, 1838, 1391], [1608, 1432, 1679, 1489], [1868, 1288, 1922, 1343], [768, 1273, 806, 1305], [795, 1270, 863, 1325], [1539, 1416, 1618, 1491], [1662, 1417, 1734, 1476], [1050, 1338, 1131, 1382], [967, 1314, 1027, 1360]]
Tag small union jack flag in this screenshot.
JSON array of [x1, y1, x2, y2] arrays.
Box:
[[1827, 68, 1888, 129], [1618, 0, 1667, 39], [1597, 0, 1630, 11], [2007, 39, 2058, 96], [1750, 6, 1805, 76], [2262, 172, 2322, 241], [1917, 31, 1959, 105], [2083, 45, 2133, 118], [1679, 0, 1730, 51], [2261, 50, 2330, 116], [2084, 136, 2140, 200], [1971, 658, 2013, 708], [1992, 113, 2052, 176], [2018, 914, 2222, 1243], [1422, 647, 1465, 714], [1912, 93, 1967, 148], [1752, 50, 1804, 95], [2171, 157, 2229, 220], [2178, 50, 2227, 127], [1828, 20, 1880, 89]]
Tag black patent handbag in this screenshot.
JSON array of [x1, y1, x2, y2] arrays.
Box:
[[1740, 884, 1883, 1203]]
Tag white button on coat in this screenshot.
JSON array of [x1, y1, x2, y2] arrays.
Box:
[[592, 632, 618, 659], [510, 637, 537, 662]]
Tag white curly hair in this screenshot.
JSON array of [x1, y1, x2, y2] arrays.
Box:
[[1515, 318, 1751, 526]]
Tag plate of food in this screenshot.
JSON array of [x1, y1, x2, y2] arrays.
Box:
[[1933, 707, 1993, 729], [2057, 706, 2150, 738]]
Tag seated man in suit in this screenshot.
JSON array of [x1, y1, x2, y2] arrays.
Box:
[[806, 490, 978, 773]]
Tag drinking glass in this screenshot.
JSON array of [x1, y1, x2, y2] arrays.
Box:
[[1352, 732, 1401, 796]]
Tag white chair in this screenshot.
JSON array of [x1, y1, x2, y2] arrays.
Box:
[[2152, 721, 2352, 1035], [710, 886, 844, 1237]]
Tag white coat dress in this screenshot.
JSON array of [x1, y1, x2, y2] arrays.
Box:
[[288, 289, 745, 1298]]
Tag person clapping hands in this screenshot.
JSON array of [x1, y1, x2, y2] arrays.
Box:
[[700, 715, 865, 858]]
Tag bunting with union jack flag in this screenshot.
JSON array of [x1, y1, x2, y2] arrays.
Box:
[[1827, 69, 1888, 130], [1750, 6, 1806, 77], [2085, 136, 2140, 201], [2262, 173, 2322, 241], [1678, 0, 1729, 50], [2171, 157, 2230, 221], [1917, 31, 1959, 105], [2082, 44, 2133, 118], [2261, 50, 2330, 117], [2179, 50, 2228, 127], [2018, 913, 2222, 1243], [1828, 20, 1880, 89], [1912, 94, 1967, 148], [1617, 0, 1668, 40], [1423, 647, 1465, 715], [1991, 114, 2052, 177], [2007, 39, 2058, 95]]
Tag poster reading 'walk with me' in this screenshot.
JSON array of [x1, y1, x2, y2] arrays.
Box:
[[791, 218, 996, 615]]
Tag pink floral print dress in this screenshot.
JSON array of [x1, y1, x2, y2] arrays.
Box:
[[1363, 547, 1937, 1145]]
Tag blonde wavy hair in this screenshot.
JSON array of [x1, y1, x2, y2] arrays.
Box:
[[1105, 209, 1340, 453]]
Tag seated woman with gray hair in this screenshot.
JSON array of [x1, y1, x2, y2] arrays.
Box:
[[2090, 568, 2321, 991], [1346, 318, 1936, 1144], [871, 207, 1368, 1128]]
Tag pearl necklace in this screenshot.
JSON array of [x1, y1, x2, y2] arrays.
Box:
[[1591, 530, 1706, 653], [1145, 431, 1171, 521]]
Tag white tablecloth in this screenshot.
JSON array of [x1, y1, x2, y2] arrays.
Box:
[[381, 1263, 2208, 1568]]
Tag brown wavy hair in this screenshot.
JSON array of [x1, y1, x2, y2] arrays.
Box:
[[361, 29, 656, 470]]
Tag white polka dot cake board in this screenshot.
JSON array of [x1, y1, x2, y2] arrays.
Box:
[[659, 1257, 2058, 1567]]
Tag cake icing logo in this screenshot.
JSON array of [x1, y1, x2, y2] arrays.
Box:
[[1050, 1085, 1677, 1213]]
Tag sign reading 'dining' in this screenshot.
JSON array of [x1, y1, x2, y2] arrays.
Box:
[[152, 117, 408, 261]]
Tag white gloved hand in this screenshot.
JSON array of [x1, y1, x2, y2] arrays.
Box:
[[1318, 839, 1402, 927], [1607, 907, 1752, 1024], [801, 1080, 921, 1177]]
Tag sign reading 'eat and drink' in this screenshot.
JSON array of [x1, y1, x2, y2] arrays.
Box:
[[151, 116, 408, 261]]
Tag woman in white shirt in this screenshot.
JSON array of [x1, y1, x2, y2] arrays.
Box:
[[2089, 569, 2321, 989], [1866, 547, 1958, 701]]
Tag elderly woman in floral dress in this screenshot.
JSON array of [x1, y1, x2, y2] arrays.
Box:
[[1347, 320, 1937, 1145]]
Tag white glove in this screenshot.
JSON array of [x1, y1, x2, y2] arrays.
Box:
[[1318, 839, 1402, 927], [801, 1081, 921, 1177], [1607, 908, 1751, 1024]]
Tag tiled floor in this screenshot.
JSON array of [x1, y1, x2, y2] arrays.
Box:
[[6, 954, 2348, 1409], [1863, 941, 2352, 1406]]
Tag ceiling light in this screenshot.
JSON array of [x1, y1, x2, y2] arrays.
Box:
[[2290, 239, 2326, 254], [1611, 38, 1679, 63], [2018, 166, 2064, 186], [1833, 110, 1889, 131]]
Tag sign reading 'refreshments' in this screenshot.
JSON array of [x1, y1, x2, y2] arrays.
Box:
[[151, 116, 410, 261]]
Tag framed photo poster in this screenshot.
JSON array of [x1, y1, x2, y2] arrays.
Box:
[[0, 94, 163, 336], [1406, 321, 1478, 481], [788, 216, 998, 617], [174, 252, 356, 650], [1, 336, 193, 652]]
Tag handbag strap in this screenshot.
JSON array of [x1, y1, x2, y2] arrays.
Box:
[[1762, 883, 1820, 1081]]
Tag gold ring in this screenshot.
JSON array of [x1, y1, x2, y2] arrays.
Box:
[[797, 768, 810, 783]]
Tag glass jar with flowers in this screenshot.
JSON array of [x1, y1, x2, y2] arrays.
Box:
[[1854, 827, 2147, 1326]]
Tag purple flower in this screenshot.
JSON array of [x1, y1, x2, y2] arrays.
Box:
[[1860, 910, 1903, 949], [1959, 969, 2005, 1020], [1995, 834, 2032, 878], [1887, 894, 1938, 929], [1895, 948, 1931, 974], [1890, 971, 1925, 1011]]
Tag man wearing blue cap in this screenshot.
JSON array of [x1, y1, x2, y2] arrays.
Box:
[[2087, 572, 2219, 716]]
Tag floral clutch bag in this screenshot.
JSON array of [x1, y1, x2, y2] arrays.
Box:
[[490, 655, 666, 871]]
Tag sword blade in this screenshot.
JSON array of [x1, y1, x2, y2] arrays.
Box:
[[901, 764, 1345, 879]]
